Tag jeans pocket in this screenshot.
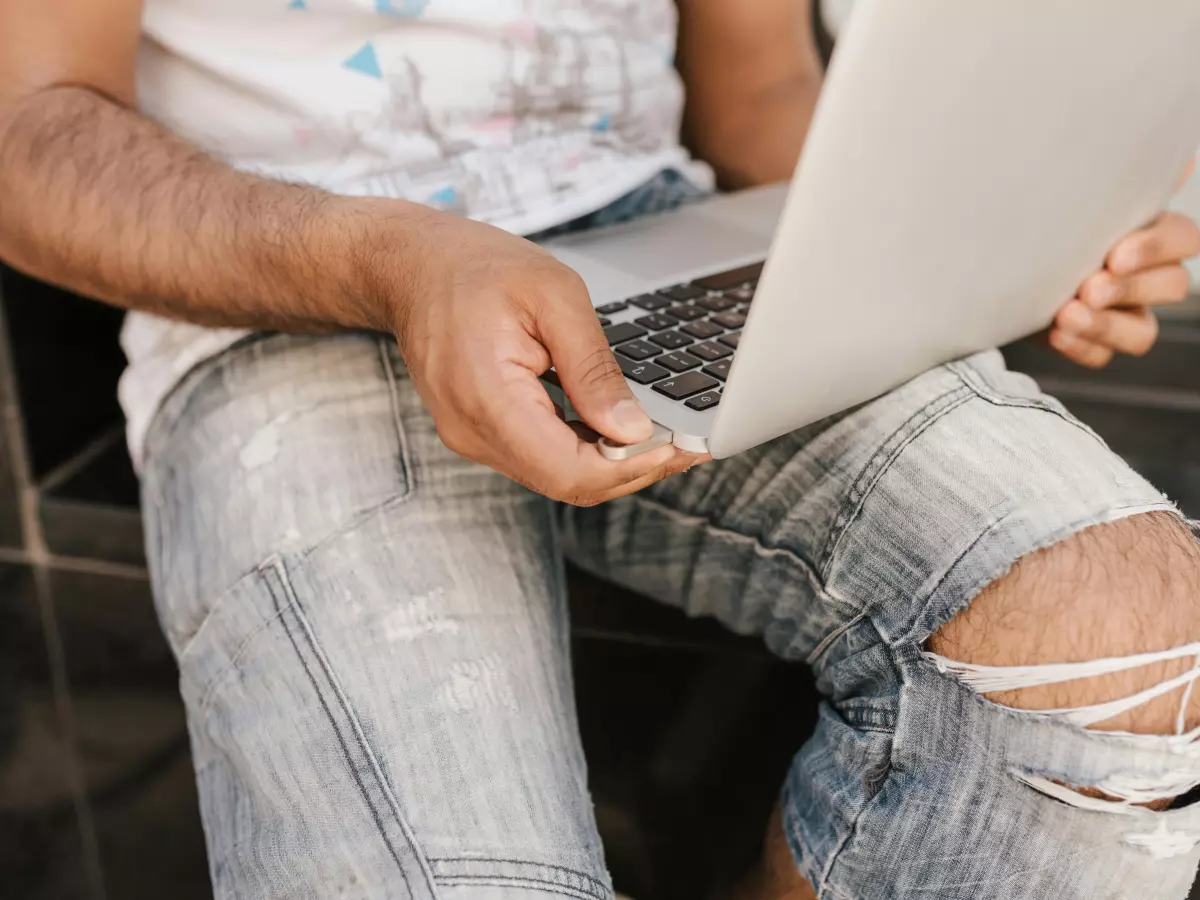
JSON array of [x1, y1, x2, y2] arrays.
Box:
[[142, 333, 416, 658], [178, 555, 439, 900]]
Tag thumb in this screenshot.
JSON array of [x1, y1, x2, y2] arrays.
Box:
[[537, 285, 655, 445]]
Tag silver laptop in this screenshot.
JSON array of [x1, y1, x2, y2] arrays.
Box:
[[543, 0, 1200, 460]]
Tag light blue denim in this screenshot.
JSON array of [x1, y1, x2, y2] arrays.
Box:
[[138, 177, 1200, 900]]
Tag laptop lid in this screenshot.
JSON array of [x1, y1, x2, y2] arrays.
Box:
[[710, 0, 1200, 458]]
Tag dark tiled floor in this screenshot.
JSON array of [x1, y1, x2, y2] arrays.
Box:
[[0, 342, 22, 550], [47, 568, 214, 898], [0, 267, 128, 481], [0, 563, 97, 900]]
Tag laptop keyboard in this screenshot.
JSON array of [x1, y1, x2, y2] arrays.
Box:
[[594, 262, 763, 410]]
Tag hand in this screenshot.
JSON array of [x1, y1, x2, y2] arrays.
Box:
[[389, 212, 705, 505], [1050, 160, 1200, 368]]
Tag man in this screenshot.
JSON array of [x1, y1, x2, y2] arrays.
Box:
[[3, 1, 1200, 897]]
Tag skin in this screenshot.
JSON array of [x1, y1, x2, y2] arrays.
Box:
[[2, 2, 1200, 897]]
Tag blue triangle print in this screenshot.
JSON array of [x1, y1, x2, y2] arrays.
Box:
[[376, 0, 430, 16], [428, 186, 457, 205], [287, 0, 307, 9], [592, 113, 612, 133], [343, 43, 383, 79]]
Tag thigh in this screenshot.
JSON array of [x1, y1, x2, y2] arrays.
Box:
[[564, 350, 1200, 898], [143, 334, 608, 900], [563, 349, 1175, 658]]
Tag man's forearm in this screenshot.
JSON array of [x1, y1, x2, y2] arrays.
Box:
[[0, 85, 422, 333], [677, 0, 823, 189]]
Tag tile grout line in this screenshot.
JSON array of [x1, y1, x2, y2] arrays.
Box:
[[38, 424, 126, 496], [0, 297, 109, 900], [0, 545, 149, 580]]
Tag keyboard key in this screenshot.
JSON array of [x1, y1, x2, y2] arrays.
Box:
[[665, 304, 707, 322], [649, 330, 693, 350], [596, 301, 628, 315], [711, 312, 747, 329], [659, 284, 706, 301], [630, 294, 672, 311], [703, 359, 732, 381], [656, 351, 702, 373], [680, 319, 723, 340], [717, 332, 741, 349], [725, 286, 756, 303], [634, 313, 675, 331], [694, 262, 764, 291], [653, 371, 720, 401], [604, 322, 648, 345], [597, 317, 611, 327], [685, 390, 721, 411], [615, 339, 658, 362], [697, 295, 736, 312], [617, 356, 670, 385], [735, 304, 751, 315], [689, 341, 732, 362]]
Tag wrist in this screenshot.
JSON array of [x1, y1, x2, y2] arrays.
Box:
[[322, 195, 440, 334]]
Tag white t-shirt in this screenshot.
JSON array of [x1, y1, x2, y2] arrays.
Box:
[[120, 0, 711, 468]]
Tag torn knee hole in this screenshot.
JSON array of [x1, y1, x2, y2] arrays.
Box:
[[928, 642, 1200, 822], [1015, 772, 1200, 859], [1014, 771, 1199, 812], [927, 640, 1200, 734]]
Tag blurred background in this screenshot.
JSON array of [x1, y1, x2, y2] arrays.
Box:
[[2, 3, 1200, 899]]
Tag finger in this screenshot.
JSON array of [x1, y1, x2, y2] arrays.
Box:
[[574, 451, 707, 506], [1079, 265, 1191, 310], [534, 273, 654, 445], [1108, 212, 1200, 275], [475, 372, 678, 501], [1048, 329, 1115, 369], [1053, 303, 1158, 356]]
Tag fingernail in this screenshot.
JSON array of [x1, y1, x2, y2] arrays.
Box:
[[1060, 303, 1093, 332], [611, 398, 653, 438]]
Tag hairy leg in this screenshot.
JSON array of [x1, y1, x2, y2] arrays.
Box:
[[931, 512, 1200, 737]]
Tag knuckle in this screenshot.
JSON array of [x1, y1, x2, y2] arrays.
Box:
[[1136, 235, 1162, 265], [571, 346, 625, 390], [546, 475, 582, 504], [562, 488, 600, 507]]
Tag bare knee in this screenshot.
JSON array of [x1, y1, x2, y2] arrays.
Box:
[[929, 511, 1200, 737]]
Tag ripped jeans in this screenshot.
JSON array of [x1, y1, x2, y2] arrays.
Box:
[[141, 332, 1200, 900]]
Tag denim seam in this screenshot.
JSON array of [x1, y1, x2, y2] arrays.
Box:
[[431, 856, 610, 900], [376, 336, 415, 494], [892, 499, 1181, 649], [263, 555, 438, 900], [805, 611, 866, 666], [819, 385, 975, 574], [815, 616, 901, 899], [433, 878, 602, 900], [781, 776, 858, 900], [192, 603, 290, 712], [627, 495, 858, 614], [949, 359, 1110, 445], [292, 343, 416, 564]]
